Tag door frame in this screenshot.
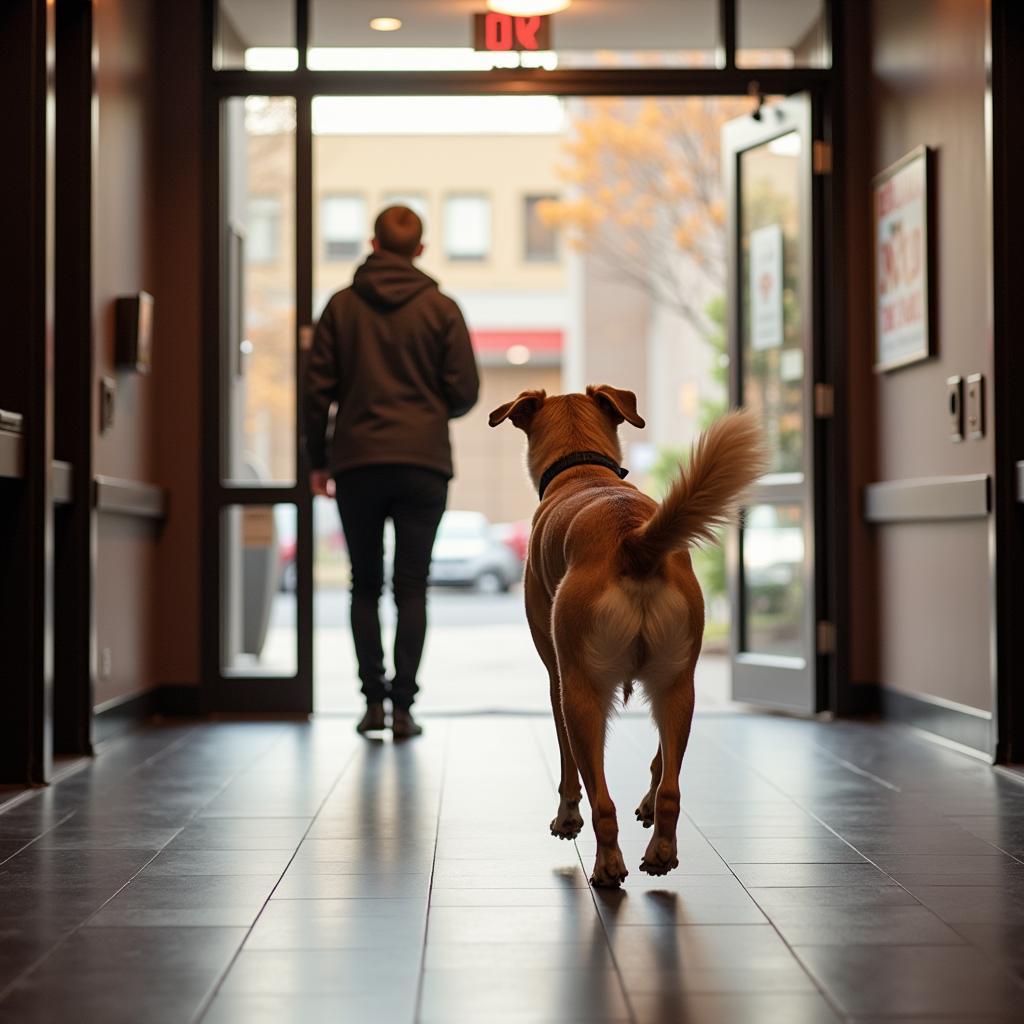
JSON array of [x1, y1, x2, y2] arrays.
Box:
[[990, 0, 1024, 762], [723, 94, 828, 714], [199, 0, 842, 713]]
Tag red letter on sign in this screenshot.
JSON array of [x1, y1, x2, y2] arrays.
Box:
[[485, 12, 513, 50], [515, 16, 541, 50]]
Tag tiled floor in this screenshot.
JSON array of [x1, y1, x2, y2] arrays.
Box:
[[2, 712, 1024, 1023]]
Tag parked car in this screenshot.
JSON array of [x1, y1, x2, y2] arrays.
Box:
[[493, 519, 530, 564], [276, 499, 347, 592], [428, 511, 521, 592]]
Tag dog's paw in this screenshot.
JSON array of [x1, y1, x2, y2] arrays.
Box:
[[590, 846, 629, 888], [634, 793, 655, 829], [549, 800, 584, 840], [639, 836, 679, 876]]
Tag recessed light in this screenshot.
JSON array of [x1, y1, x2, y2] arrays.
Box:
[[369, 17, 402, 32], [487, 1, 572, 15]]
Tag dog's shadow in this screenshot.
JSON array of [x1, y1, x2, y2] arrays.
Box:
[[593, 887, 690, 1017]]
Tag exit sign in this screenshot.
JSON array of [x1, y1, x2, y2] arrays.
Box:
[[473, 12, 552, 52]]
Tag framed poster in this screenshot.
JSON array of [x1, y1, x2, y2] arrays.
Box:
[[873, 146, 933, 372]]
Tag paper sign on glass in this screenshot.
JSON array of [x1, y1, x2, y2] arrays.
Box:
[[750, 224, 783, 351]]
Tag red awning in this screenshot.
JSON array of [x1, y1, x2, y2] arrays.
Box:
[[471, 330, 563, 353]]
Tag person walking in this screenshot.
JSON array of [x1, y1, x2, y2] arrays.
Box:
[[304, 206, 479, 738]]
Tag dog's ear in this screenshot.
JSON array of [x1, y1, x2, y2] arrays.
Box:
[[587, 385, 645, 428], [488, 390, 546, 430]]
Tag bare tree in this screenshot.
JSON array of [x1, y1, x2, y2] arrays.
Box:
[[539, 96, 752, 337]]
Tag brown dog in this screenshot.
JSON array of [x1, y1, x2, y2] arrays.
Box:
[[489, 385, 766, 887]]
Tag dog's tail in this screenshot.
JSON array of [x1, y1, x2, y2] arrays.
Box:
[[621, 409, 768, 576]]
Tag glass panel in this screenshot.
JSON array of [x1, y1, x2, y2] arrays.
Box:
[[309, 0, 718, 70], [742, 503, 804, 657], [444, 195, 491, 262], [739, 128, 804, 474], [223, 96, 296, 485], [221, 504, 297, 675], [215, 0, 297, 70], [524, 194, 559, 262], [737, 0, 829, 69]]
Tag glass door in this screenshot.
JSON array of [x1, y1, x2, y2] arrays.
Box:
[[211, 94, 313, 712], [723, 94, 821, 713]]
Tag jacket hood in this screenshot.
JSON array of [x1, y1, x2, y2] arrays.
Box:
[[352, 251, 437, 309]]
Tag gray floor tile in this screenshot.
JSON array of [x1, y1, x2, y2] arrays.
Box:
[[796, 944, 1024, 1017], [768, 904, 964, 946], [728, 862, 893, 887], [245, 914, 424, 950], [748, 884, 918, 908], [218, 948, 421, 995], [424, 940, 616, 971], [629, 992, 842, 1023], [143, 848, 294, 876], [201, 992, 417, 1024], [419, 967, 629, 1022], [426, 904, 602, 944], [271, 872, 431, 898], [707, 836, 866, 864]]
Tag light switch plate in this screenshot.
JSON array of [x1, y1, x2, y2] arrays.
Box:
[[99, 376, 116, 433], [966, 373, 985, 440], [946, 375, 963, 442]]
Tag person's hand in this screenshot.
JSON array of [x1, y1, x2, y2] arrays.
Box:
[[310, 470, 335, 498]]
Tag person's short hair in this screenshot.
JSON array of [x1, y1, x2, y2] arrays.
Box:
[[374, 205, 423, 259]]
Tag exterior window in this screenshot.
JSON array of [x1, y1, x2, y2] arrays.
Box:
[[524, 195, 559, 262], [382, 193, 429, 225], [444, 195, 491, 261], [247, 196, 281, 264], [321, 194, 366, 261]]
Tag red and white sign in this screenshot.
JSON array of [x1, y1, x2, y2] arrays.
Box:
[[874, 147, 931, 371], [749, 224, 783, 351], [473, 12, 552, 52]]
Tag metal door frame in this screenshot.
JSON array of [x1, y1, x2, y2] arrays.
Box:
[[199, 0, 840, 713], [724, 94, 828, 713]]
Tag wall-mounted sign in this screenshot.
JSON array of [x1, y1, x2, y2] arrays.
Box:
[[749, 223, 784, 351], [873, 146, 933, 372], [473, 12, 552, 52]]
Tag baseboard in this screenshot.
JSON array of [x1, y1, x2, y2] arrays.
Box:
[[93, 690, 159, 745], [156, 684, 202, 716], [837, 682, 881, 716], [93, 684, 202, 743], [878, 685, 992, 754]]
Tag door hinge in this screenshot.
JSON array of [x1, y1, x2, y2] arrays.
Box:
[[817, 620, 836, 655], [813, 140, 833, 175], [814, 382, 834, 419]]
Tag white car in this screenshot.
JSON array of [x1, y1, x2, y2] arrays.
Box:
[[427, 511, 522, 593]]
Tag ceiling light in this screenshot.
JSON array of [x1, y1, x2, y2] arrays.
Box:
[[506, 345, 531, 365], [369, 17, 402, 32], [487, 1, 572, 16]]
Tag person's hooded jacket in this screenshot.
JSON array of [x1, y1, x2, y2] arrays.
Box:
[[303, 250, 480, 480]]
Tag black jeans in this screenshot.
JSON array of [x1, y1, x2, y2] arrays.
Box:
[[335, 465, 448, 710]]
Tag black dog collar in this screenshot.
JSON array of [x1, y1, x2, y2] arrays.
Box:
[[538, 451, 628, 500]]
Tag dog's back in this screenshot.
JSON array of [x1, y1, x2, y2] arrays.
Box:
[[535, 410, 767, 696]]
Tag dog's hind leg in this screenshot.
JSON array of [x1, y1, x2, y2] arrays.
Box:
[[635, 747, 661, 828], [547, 669, 584, 839], [640, 673, 696, 877], [560, 668, 627, 887], [527, 595, 583, 839]]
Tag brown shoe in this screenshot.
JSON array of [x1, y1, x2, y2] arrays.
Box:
[[391, 708, 423, 739], [356, 703, 386, 734]]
